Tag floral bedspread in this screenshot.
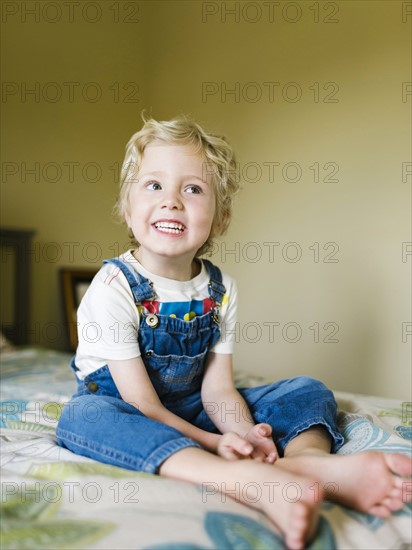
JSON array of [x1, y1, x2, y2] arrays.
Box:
[[1, 348, 411, 549]]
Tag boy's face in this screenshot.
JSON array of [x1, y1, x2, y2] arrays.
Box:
[[126, 141, 216, 270]]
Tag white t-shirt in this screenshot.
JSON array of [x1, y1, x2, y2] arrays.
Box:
[[75, 250, 238, 380]]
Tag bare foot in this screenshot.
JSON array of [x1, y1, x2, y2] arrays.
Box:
[[203, 462, 321, 549], [243, 423, 278, 463], [237, 462, 322, 550], [276, 451, 412, 517], [270, 481, 320, 550], [160, 447, 321, 550]]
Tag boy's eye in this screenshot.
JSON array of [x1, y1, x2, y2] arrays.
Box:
[[185, 185, 201, 194], [146, 181, 162, 191]]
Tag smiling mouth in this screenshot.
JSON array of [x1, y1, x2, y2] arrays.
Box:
[[153, 221, 186, 234]]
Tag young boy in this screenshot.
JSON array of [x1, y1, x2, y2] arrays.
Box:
[[57, 115, 411, 550]]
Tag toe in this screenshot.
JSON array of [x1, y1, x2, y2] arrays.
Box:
[[369, 504, 391, 518], [382, 495, 404, 512], [385, 453, 412, 476]]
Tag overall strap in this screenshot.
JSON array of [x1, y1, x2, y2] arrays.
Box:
[[203, 259, 226, 305], [103, 258, 155, 303]]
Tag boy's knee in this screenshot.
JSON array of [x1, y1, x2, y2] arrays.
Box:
[[292, 376, 336, 406], [293, 375, 328, 392]]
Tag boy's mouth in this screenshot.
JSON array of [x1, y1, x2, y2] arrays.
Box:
[[153, 221, 186, 234]]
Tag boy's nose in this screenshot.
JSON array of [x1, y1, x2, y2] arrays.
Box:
[[161, 192, 183, 210]]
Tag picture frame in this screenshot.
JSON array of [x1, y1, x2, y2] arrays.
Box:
[[60, 268, 97, 351]]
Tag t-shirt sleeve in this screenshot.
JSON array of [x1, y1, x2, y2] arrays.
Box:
[[210, 275, 238, 354], [76, 267, 141, 361]]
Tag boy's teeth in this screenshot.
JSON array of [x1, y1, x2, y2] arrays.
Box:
[[154, 222, 185, 233]]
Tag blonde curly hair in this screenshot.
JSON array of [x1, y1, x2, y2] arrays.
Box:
[[115, 113, 240, 257]]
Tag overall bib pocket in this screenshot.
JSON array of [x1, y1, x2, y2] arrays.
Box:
[[143, 348, 208, 399]]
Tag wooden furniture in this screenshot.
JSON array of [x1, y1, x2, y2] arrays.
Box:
[[0, 227, 36, 345], [60, 268, 97, 351]]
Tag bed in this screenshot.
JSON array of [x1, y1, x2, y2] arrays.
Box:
[[1, 228, 411, 549], [1, 346, 411, 550]]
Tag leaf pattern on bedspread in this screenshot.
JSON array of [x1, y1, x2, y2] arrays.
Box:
[[2, 520, 114, 550], [377, 407, 406, 422], [29, 461, 154, 481], [338, 415, 411, 455], [3, 420, 56, 435], [205, 511, 284, 548], [307, 516, 337, 549], [338, 507, 386, 531], [144, 545, 206, 549], [1, 401, 28, 427], [1, 483, 114, 550], [145, 512, 336, 550], [395, 426, 412, 440], [337, 501, 411, 532], [338, 416, 390, 452], [377, 406, 412, 441], [1, 399, 64, 429]]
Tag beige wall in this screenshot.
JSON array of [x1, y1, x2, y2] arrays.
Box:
[[2, 1, 411, 399]]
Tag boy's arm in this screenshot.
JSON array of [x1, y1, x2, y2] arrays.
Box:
[[200, 352, 255, 436], [201, 352, 278, 462], [108, 356, 222, 452]]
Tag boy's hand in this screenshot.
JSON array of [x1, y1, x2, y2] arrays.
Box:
[[242, 423, 278, 464], [217, 432, 254, 461], [216, 424, 278, 463]]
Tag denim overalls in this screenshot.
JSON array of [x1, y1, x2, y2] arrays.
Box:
[[57, 258, 344, 473]]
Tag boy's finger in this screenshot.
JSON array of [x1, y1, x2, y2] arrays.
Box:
[[221, 450, 241, 461], [230, 433, 253, 456], [221, 446, 252, 461], [265, 451, 278, 464], [258, 423, 272, 437], [237, 441, 253, 456], [256, 438, 277, 456], [220, 433, 253, 457]]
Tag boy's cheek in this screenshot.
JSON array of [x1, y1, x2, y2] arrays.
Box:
[[125, 211, 132, 226]]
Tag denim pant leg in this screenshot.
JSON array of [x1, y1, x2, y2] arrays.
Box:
[[56, 394, 201, 474], [238, 376, 344, 456], [168, 376, 343, 457]]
